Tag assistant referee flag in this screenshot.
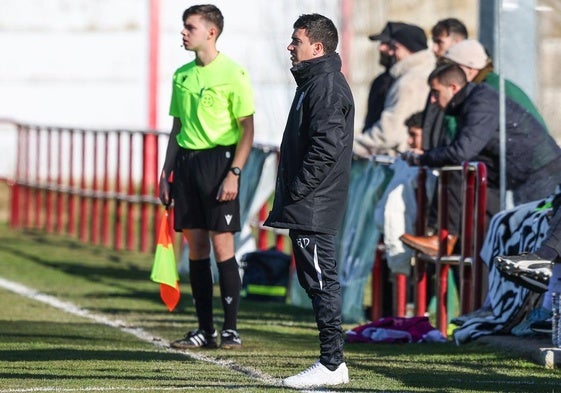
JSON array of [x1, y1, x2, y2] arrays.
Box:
[[150, 210, 180, 312]]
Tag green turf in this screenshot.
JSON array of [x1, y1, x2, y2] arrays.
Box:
[[0, 223, 560, 392]]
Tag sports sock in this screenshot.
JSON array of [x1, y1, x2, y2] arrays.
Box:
[[217, 257, 241, 331], [189, 258, 214, 333]]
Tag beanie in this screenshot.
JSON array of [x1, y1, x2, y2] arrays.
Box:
[[391, 24, 428, 53], [369, 22, 407, 42], [443, 39, 489, 70]]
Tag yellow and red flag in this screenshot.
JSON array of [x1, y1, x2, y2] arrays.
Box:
[[150, 210, 180, 312]]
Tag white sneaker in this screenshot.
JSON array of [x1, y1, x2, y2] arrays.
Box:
[[282, 361, 349, 388]]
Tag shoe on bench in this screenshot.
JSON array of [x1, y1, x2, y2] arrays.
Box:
[[399, 233, 458, 257], [494, 253, 552, 293]]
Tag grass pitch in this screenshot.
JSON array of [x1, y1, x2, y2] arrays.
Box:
[[0, 223, 560, 392]]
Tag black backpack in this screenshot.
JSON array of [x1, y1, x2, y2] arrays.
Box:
[[241, 248, 291, 302]]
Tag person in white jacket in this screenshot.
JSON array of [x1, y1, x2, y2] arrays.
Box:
[[375, 111, 433, 276], [354, 23, 435, 158]]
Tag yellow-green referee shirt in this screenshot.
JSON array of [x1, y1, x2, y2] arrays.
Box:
[[169, 53, 255, 150]]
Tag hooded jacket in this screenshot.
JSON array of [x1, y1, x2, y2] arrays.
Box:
[[264, 53, 354, 235], [420, 82, 561, 197]]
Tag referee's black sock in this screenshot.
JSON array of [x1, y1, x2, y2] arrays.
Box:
[[189, 258, 214, 334], [217, 257, 241, 331]]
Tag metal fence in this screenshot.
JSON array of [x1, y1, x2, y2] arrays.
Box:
[[5, 121, 286, 254], [4, 120, 489, 329]]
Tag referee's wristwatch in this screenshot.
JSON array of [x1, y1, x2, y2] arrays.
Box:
[[229, 166, 241, 176]]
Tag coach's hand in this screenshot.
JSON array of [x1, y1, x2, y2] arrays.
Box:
[[217, 172, 239, 202]]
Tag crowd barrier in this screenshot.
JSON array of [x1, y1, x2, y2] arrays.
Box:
[[8, 122, 165, 251], [4, 120, 488, 329], [410, 162, 488, 336], [365, 160, 488, 336], [5, 121, 284, 253]]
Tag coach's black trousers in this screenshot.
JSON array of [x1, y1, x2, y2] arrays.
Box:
[[289, 230, 344, 369]]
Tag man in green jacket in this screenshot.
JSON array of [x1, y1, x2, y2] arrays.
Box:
[[401, 38, 550, 257], [442, 39, 547, 129]]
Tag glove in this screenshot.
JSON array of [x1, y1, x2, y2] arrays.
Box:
[[159, 175, 172, 208]]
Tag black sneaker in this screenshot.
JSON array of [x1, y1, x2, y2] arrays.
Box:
[[494, 253, 552, 293], [220, 329, 242, 349], [170, 329, 218, 349], [530, 318, 553, 334]]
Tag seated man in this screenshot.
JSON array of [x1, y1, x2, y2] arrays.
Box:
[[400, 64, 561, 257], [441, 39, 548, 129]]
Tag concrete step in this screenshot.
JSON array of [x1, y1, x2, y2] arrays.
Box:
[[478, 334, 561, 369]]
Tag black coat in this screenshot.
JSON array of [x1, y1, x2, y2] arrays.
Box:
[[419, 83, 561, 196], [264, 53, 354, 235], [362, 70, 394, 133]]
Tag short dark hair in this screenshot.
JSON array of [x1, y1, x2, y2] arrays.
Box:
[[183, 4, 224, 37], [431, 18, 468, 39], [428, 63, 467, 87], [293, 14, 338, 54], [405, 111, 424, 129]]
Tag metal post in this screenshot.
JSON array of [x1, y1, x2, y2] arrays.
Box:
[[127, 133, 136, 250], [45, 127, 53, 232], [496, 0, 507, 211], [91, 132, 100, 244], [55, 129, 64, 234], [102, 132, 110, 246], [114, 133, 123, 250], [415, 167, 427, 316], [79, 130, 88, 242], [140, 0, 161, 251], [68, 130, 76, 236]]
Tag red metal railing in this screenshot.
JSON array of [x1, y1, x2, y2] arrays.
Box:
[[9, 122, 166, 252], [413, 162, 488, 336], [6, 121, 286, 254]]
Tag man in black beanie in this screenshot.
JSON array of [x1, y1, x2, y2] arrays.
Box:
[[362, 22, 403, 133], [354, 22, 435, 157]]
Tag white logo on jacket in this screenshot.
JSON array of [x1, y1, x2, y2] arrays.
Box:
[[225, 214, 233, 225]]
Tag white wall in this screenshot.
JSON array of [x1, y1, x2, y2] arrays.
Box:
[[0, 0, 344, 179], [6, 0, 551, 182]]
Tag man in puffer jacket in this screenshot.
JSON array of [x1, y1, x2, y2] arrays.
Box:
[[354, 23, 435, 157], [265, 13, 354, 389], [406, 63, 561, 222]]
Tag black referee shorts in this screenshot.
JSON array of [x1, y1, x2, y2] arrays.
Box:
[[172, 145, 241, 233]]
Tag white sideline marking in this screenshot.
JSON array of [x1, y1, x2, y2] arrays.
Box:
[[0, 277, 289, 390]]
